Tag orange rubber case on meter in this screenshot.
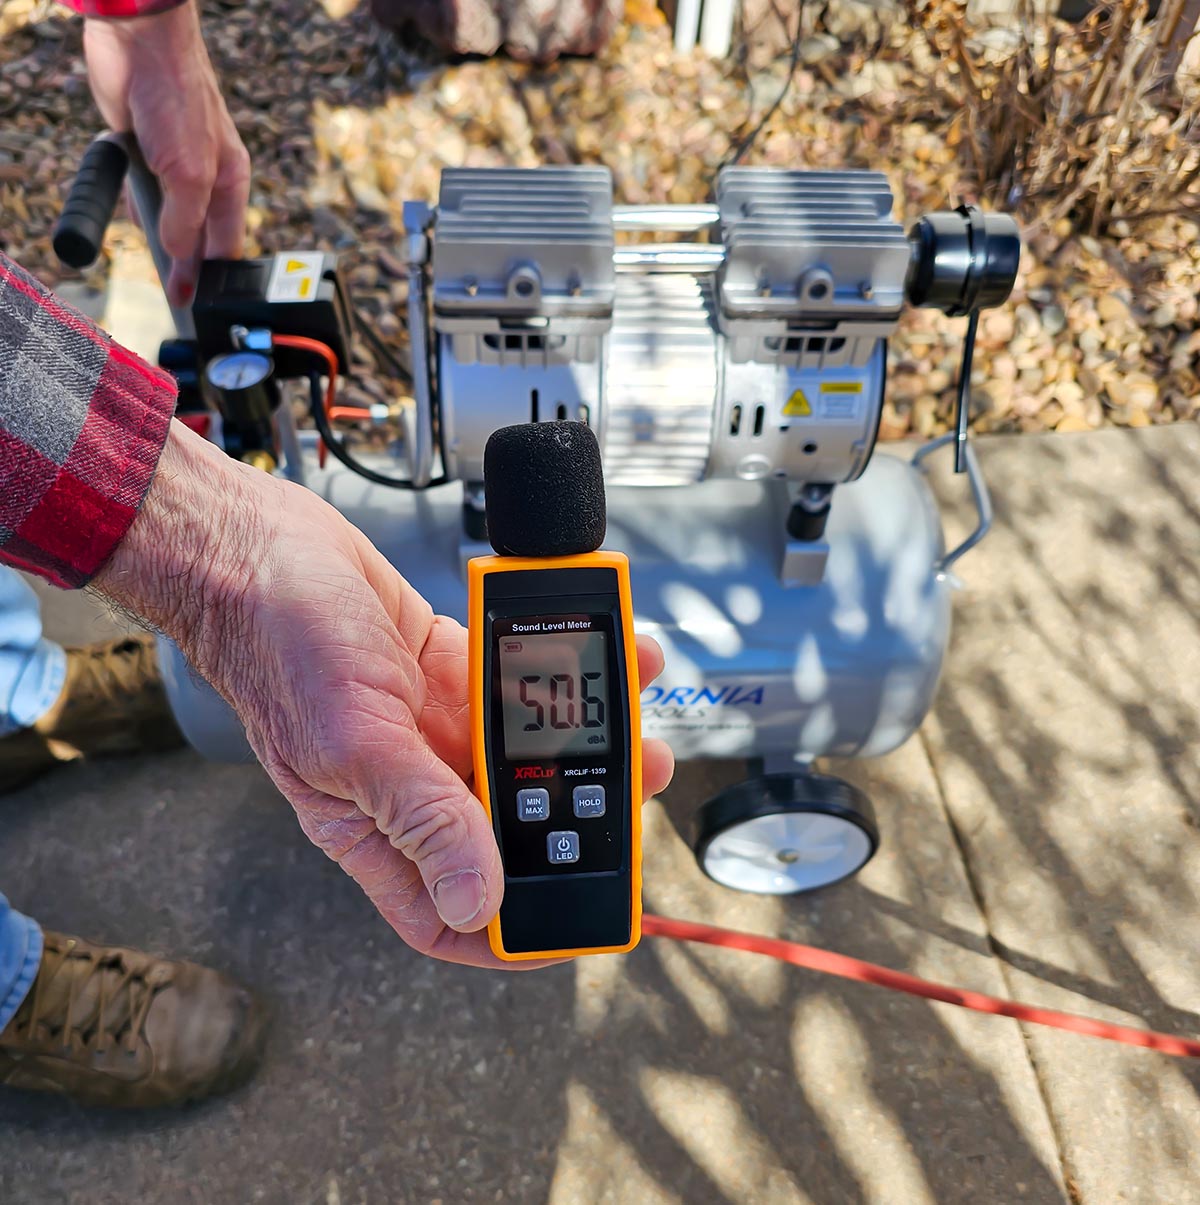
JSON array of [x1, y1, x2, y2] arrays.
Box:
[[468, 551, 643, 961]]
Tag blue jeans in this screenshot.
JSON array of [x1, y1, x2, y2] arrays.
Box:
[[0, 567, 63, 1026], [0, 896, 41, 1032], [0, 567, 66, 738]]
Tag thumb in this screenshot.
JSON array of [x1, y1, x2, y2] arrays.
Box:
[[361, 737, 504, 932]]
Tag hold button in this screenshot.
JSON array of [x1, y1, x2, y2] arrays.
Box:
[[572, 784, 606, 818]]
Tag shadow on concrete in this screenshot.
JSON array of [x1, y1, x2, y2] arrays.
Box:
[[923, 427, 1200, 1197], [0, 744, 1065, 1202]]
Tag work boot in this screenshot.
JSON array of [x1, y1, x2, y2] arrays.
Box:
[[0, 635, 184, 793], [0, 931, 266, 1108]]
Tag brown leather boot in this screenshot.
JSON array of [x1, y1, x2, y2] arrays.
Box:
[[0, 931, 265, 1108], [0, 635, 184, 794]]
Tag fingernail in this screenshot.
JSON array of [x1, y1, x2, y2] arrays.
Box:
[[433, 869, 486, 928], [178, 283, 194, 303]]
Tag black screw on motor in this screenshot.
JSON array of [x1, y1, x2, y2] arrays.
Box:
[[787, 483, 834, 543]]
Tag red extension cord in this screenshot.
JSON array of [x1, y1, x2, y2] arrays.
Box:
[[642, 914, 1200, 1059]]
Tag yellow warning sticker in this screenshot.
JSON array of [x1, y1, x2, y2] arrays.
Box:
[[820, 382, 863, 394], [783, 388, 812, 417], [266, 251, 323, 304]]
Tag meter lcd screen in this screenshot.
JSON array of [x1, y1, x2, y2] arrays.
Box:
[[498, 630, 610, 760]]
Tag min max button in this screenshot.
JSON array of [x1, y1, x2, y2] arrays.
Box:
[[516, 788, 550, 821]]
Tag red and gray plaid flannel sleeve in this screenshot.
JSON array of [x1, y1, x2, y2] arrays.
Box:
[[0, 253, 177, 590], [58, 0, 187, 17]]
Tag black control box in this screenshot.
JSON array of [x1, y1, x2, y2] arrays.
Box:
[[192, 252, 353, 378]]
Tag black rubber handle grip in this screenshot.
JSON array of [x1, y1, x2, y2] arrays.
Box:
[[53, 135, 129, 270]]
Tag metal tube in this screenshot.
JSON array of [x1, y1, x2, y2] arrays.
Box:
[[613, 243, 726, 273], [674, 0, 701, 52], [700, 0, 735, 56], [114, 133, 196, 341], [912, 431, 994, 576], [273, 392, 307, 487], [612, 204, 720, 233], [954, 309, 979, 473], [403, 203, 435, 488]]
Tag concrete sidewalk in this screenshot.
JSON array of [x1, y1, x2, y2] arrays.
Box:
[[1, 422, 1198, 1204]]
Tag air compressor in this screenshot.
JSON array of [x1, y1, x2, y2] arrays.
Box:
[[55, 133, 1020, 897]]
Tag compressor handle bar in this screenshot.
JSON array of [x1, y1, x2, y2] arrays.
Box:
[[613, 243, 726, 273], [912, 432, 993, 576], [53, 133, 127, 272], [612, 203, 719, 233], [124, 137, 198, 340], [401, 201, 436, 488], [611, 205, 723, 274], [54, 130, 195, 340]]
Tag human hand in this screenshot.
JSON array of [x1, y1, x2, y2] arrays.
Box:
[[83, 3, 250, 306], [94, 423, 675, 969]]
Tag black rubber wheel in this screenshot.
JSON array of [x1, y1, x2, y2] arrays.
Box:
[[694, 771, 879, 895]]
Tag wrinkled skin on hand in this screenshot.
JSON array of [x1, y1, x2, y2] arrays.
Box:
[[97, 424, 674, 969], [84, 4, 250, 306]]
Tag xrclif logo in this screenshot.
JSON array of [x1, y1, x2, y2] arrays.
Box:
[[641, 682, 766, 719], [514, 765, 557, 780]]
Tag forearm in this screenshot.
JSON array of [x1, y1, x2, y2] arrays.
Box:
[[92, 420, 274, 682]]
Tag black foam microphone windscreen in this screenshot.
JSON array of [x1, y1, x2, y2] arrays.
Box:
[[483, 421, 606, 557]]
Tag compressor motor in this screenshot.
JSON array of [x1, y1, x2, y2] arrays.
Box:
[[427, 165, 1017, 565]]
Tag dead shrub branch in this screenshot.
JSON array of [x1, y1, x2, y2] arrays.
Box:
[[901, 0, 1200, 236]]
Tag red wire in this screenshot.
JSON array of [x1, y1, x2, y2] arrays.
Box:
[[642, 914, 1200, 1059], [273, 334, 338, 469]]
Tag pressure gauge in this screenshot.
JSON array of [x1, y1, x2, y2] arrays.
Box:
[[204, 351, 276, 427], [207, 350, 271, 391]]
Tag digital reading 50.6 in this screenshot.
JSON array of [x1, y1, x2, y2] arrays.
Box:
[[499, 631, 611, 759]]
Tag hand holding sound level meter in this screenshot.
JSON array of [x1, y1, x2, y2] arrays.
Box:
[[468, 422, 642, 960]]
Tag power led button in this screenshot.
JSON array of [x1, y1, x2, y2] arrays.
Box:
[[547, 831, 580, 864]]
